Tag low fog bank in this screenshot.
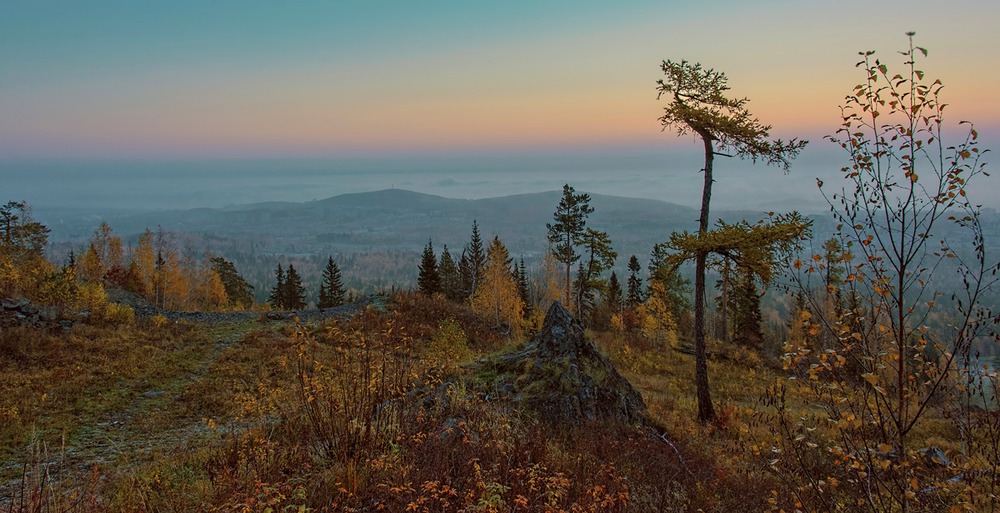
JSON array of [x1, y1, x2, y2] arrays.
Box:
[[3, 145, 997, 217]]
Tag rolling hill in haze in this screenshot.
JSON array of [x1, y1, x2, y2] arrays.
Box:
[[41, 188, 799, 297]]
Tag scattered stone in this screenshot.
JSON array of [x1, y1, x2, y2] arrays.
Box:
[[143, 391, 166, 398], [2, 297, 29, 310], [38, 306, 59, 322], [920, 446, 950, 467]]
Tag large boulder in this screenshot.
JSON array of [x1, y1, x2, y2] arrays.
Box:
[[481, 301, 646, 425]]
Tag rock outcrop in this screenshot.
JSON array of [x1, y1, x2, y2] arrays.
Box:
[[481, 301, 646, 425], [1, 297, 69, 330]]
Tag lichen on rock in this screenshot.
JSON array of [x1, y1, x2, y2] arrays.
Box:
[[479, 301, 646, 425]]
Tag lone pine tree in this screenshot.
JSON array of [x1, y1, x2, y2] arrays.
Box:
[[547, 184, 594, 308], [657, 59, 807, 423]]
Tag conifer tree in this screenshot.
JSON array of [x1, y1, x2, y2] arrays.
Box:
[[417, 239, 440, 295], [573, 261, 593, 320], [516, 257, 531, 317], [458, 251, 473, 299], [0, 201, 49, 298], [649, 243, 692, 328], [284, 264, 306, 309], [576, 227, 616, 320], [626, 255, 644, 307], [728, 268, 762, 349], [547, 184, 593, 307], [463, 220, 486, 297], [0, 201, 49, 260], [438, 245, 462, 301], [318, 256, 345, 308], [210, 256, 254, 308], [268, 263, 285, 308], [657, 59, 807, 422], [606, 271, 623, 316]]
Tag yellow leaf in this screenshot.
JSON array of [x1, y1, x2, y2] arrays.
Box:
[[862, 373, 879, 386]]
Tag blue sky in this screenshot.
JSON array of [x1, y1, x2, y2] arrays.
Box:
[[1, 1, 998, 208]]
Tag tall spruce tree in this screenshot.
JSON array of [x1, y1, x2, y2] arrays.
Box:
[[728, 268, 762, 349], [458, 251, 473, 300], [417, 239, 440, 295], [516, 257, 531, 318], [577, 227, 616, 319], [318, 256, 345, 308], [268, 263, 285, 308], [606, 271, 623, 317], [463, 221, 486, 297], [546, 184, 594, 308], [626, 255, 644, 307], [284, 264, 306, 310], [438, 245, 462, 301]]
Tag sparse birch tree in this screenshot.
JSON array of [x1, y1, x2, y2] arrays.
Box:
[[769, 35, 999, 513]]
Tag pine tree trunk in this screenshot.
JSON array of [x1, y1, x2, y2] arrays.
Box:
[[695, 131, 716, 424]]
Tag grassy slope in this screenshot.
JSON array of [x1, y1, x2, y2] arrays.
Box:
[[0, 294, 979, 512]]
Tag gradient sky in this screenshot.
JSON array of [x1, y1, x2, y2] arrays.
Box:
[[3, 0, 998, 160]]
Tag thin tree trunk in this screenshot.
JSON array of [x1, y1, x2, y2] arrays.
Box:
[[565, 232, 572, 309], [720, 257, 730, 343], [695, 131, 716, 423]]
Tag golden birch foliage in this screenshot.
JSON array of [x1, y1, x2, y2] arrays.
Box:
[[34, 264, 78, 310], [77, 245, 104, 283], [641, 280, 679, 346], [107, 235, 124, 270], [87, 222, 116, 277], [0, 253, 21, 297], [191, 265, 228, 311], [131, 229, 156, 297], [161, 253, 190, 310], [471, 238, 524, 337]]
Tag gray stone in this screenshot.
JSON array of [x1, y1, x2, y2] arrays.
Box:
[[480, 301, 646, 425], [920, 446, 950, 467], [38, 307, 59, 322], [2, 297, 29, 310]]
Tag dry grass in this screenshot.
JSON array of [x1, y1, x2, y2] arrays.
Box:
[[1, 293, 988, 511]]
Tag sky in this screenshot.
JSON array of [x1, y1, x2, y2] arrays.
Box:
[[2, 0, 999, 210]]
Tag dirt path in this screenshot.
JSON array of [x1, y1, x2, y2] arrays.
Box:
[[1, 299, 374, 506]]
